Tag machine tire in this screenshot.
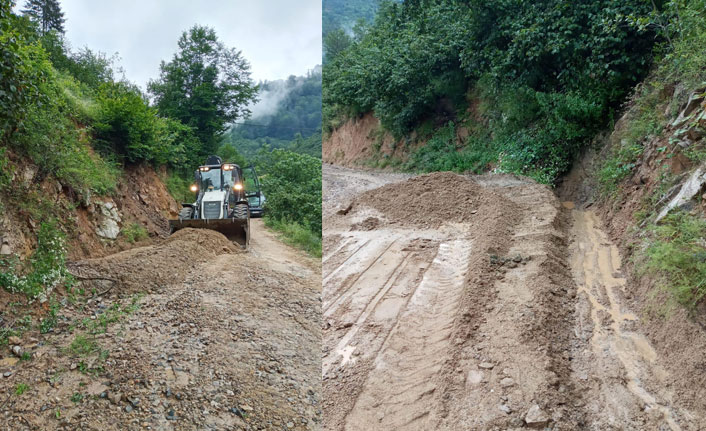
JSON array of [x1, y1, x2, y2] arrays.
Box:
[[179, 206, 194, 221], [233, 203, 249, 220]]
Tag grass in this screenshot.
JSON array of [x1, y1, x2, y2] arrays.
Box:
[[641, 211, 706, 308], [121, 222, 148, 243], [404, 122, 499, 175], [597, 141, 645, 195], [68, 334, 99, 357], [40, 298, 60, 334], [14, 383, 29, 396], [264, 217, 322, 258]]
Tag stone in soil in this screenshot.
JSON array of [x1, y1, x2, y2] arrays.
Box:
[[525, 404, 549, 428]]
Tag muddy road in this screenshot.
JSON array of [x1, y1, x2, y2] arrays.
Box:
[[0, 219, 321, 431], [322, 164, 703, 430]]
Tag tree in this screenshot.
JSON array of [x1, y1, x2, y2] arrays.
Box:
[[323, 28, 351, 61], [22, 0, 65, 34], [148, 25, 258, 158]]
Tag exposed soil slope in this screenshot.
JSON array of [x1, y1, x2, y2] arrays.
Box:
[[0, 220, 321, 431], [323, 165, 703, 430]]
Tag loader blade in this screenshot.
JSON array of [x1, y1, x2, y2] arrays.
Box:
[[169, 218, 250, 248]]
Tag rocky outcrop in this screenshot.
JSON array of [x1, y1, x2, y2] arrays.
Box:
[[95, 200, 122, 239]]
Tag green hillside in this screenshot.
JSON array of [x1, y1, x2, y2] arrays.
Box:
[[224, 66, 322, 159]]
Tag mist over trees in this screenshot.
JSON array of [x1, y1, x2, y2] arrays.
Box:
[[224, 66, 322, 159]]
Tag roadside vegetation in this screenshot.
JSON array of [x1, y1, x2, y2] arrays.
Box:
[[641, 211, 706, 309], [323, 0, 659, 184], [257, 149, 322, 257]]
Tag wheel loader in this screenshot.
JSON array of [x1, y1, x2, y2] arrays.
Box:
[[168, 155, 261, 248]]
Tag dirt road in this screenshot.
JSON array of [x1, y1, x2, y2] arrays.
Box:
[[0, 219, 321, 431], [322, 164, 702, 430]]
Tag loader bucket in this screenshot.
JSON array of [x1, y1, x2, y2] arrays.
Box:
[[169, 218, 250, 248]]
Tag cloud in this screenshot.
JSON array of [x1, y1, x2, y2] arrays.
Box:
[[16, 0, 322, 90]]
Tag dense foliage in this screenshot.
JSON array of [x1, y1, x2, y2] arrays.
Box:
[[149, 25, 258, 159], [256, 149, 322, 235], [324, 0, 661, 183]]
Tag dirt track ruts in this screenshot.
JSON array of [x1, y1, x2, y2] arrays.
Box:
[[322, 164, 701, 430]]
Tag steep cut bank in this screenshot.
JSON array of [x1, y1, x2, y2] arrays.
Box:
[[0, 151, 181, 262]]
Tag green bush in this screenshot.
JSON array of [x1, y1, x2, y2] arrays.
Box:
[[642, 212, 706, 307], [264, 217, 322, 258], [164, 171, 195, 204], [121, 222, 148, 243], [0, 221, 72, 300], [93, 81, 160, 163], [257, 149, 322, 235]]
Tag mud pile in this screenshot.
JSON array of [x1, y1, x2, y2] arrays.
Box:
[[68, 228, 240, 293], [354, 171, 519, 228]]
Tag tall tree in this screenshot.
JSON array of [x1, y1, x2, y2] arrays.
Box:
[[323, 28, 351, 61], [22, 0, 65, 34], [148, 25, 258, 157]]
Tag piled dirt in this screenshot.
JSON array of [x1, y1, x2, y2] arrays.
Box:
[[322, 167, 587, 430], [354, 171, 518, 228], [0, 220, 321, 431], [67, 228, 240, 294]]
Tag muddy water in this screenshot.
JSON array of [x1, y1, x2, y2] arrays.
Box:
[[567, 205, 681, 430]]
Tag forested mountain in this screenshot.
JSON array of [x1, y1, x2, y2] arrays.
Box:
[[224, 66, 322, 159], [322, 0, 379, 37]]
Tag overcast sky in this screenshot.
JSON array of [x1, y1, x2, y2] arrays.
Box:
[[16, 0, 321, 90]]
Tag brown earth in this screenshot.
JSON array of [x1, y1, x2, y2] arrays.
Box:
[[323, 114, 425, 167], [0, 220, 321, 431], [0, 154, 181, 263], [323, 164, 702, 430]]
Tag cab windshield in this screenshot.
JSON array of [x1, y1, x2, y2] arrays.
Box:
[[200, 168, 222, 190]]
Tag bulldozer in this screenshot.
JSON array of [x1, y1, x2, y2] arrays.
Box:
[[168, 155, 261, 248]]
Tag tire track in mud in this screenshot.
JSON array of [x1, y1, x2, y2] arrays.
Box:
[[569, 208, 687, 430], [323, 237, 402, 317], [343, 239, 473, 431]]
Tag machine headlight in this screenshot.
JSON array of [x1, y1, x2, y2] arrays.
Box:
[[190, 184, 198, 192], [233, 183, 243, 191]]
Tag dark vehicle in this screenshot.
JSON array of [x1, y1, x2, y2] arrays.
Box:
[[245, 165, 265, 218]]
